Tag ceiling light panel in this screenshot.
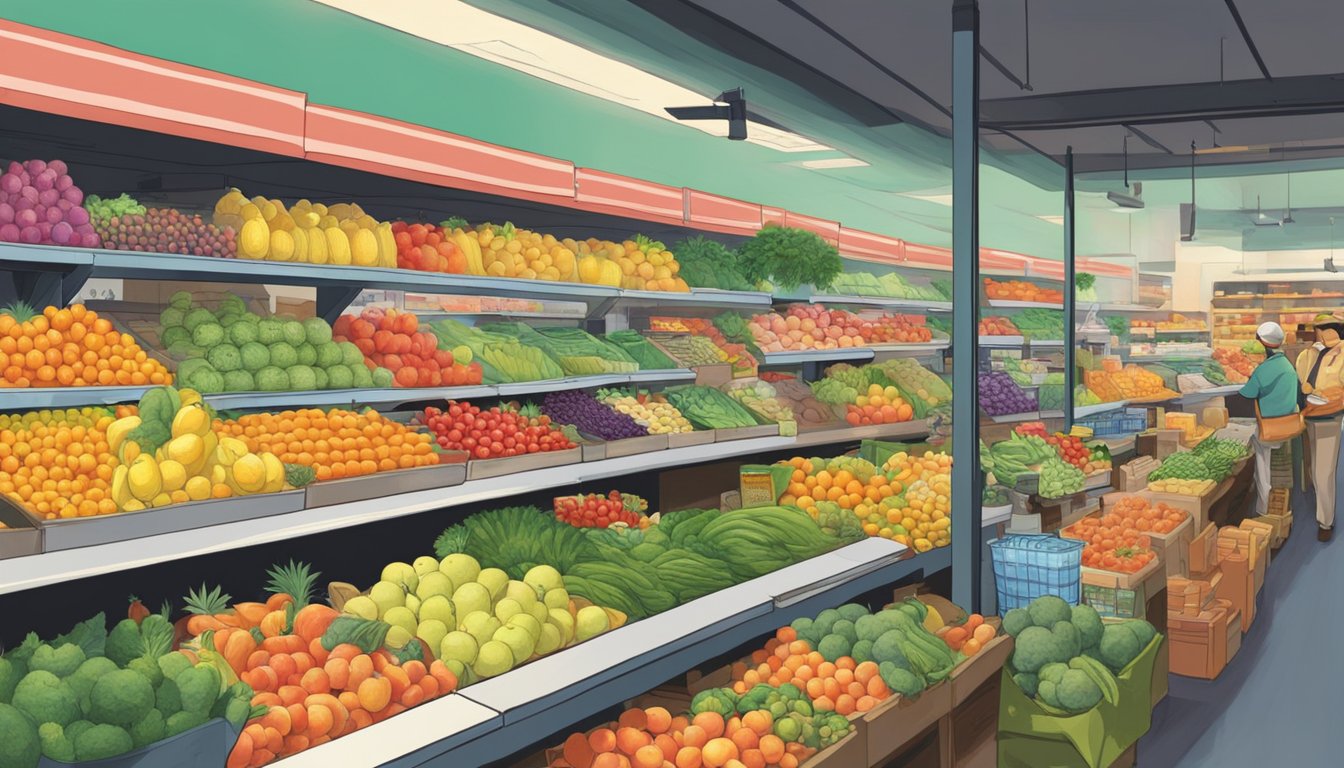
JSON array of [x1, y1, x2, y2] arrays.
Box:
[[314, 0, 833, 152]]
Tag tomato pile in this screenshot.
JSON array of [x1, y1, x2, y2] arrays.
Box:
[[390, 221, 466, 273], [334, 307, 482, 388], [1045, 433, 1091, 471], [553, 490, 647, 528], [1062, 500, 1186, 573], [419, 401, 573, 459]]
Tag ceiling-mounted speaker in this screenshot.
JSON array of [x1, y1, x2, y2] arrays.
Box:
[[1179, 203, 1196, 241]]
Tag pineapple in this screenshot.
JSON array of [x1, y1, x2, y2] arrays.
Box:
[[265, 559, 319, 608], [1, 300, 39, 323], [182, 582, 231, 619]]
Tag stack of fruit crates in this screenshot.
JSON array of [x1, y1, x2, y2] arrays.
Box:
[[1269, 442, 1294, 490]]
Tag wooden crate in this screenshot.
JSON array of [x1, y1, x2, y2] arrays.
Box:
[[862, 680, 952, 766], [1094, 492, 1198, 577], [871, 720, 945, 768], [1188, 522, 1221, 576], [801, 729, 867, 768], [1081, 556, 1166, 620], [945, 671, 1001, 768]]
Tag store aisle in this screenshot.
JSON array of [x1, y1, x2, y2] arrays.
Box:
[[1141, 490, 1344, 766]]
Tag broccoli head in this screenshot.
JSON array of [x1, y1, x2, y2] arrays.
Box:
[[1053, 621, 1082, 660], [812, 608, 842, 637], [817, 633, 852, 662], [1002, 608, 1033, 638], [0, 703, 40, 767], [1071, 604, 1104, 649], [854, 614, 885, 643], [1028, 595, 1073, 628], [1010, 626, 1057, 674], [1012, 672, 1039, 697], [1125, 619, 1157, 649], [1098, 624, 1142, 672], [735, 684, 775, 714], [1056, 669, 1104, 713], [689, 688, 737, 716], [74, 723, 133, 761], [871, 629, 911, 669], [88, 669, 154, 727], [830, 619, 858, 644], [1037, 679, 1061, 709], [1038, 662, 1068, 684], [12, 670, 81, 726], [879, 661, 925, 697], [29, 644, 85, 678], [39, 721, 76, 761], [850, 639, 874, 664], [836, 603, 869, 622]]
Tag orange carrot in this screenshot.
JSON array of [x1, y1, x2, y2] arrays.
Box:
[[266, 592, 294, 612], [233, 602, 271, 628], [337, 691, 360, 712], [324, 658, 350, 690], [401, 660, 426, 684], [308, 637, 329, 666], [246, 650, 271, 671], [292, 604, 339, 643], [226, 732, 253, 768], [286, 703, 308, 735], [281, 734, 309, 755], [260, 705, 292, 736]]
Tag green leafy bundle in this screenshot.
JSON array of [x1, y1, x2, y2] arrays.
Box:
[[671, 236, 754, 290], [735, 225, 842, 291]]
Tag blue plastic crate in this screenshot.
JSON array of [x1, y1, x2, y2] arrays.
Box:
[[989, 533, 1084, 610], [1077, 407, 1148, 438]]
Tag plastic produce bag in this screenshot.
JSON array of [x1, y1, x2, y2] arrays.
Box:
[[998, 636, 1165, 768], [38, 720, 239, 768]]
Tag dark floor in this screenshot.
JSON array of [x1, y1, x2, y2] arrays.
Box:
[[1139, 489, 1342, 766]]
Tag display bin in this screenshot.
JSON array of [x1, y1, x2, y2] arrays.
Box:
[[3, 490, 305, 552], [1168, 598, 1240, 679], [998, 636, 1166, 768], [1080, 556, 1166, 621], [988, 534, 1085, 610], [666, 429, 715, 449], [37, 719, 238, 768], [1146, 474, 1234, 531], [800, 729, 867, 768], [713, 423, 780, 442], [465, 446, 583, 480], [1076, 407, 1149, 438], [1097, 491, 1197, 577], [862, 679, 951, 766], [303, 461, 466, 508], [1214, 546, 1258, 633], [579, 432, 669, 461], [0, 501, 42, 559], [1188, 522, 1221, 576]]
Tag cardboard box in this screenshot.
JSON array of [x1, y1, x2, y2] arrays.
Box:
[[1115, 456, 1159, 492], [1188, 523, 1220, 576], [1214, 549, 1256, 632], [1168, 598, 1239, 679], [1166, 573, 1222, 617], [1081, 556, 1166, 620]]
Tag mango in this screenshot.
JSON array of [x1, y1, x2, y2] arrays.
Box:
[[231, 454, 267, 494], [170, 404, 211, 439], [127, 454, 163, 502]]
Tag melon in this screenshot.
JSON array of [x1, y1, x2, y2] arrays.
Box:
[[238, 218, 270, 259]]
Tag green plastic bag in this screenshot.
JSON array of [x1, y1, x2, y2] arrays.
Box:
[[858, 438, 951, 467], [998, 636, 1165, 768]]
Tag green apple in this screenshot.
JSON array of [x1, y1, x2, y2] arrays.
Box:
[[416, 571, 455, 600], [368, 581, 405, 617], [507, 613, 542, 641], [524, 564, 564, 595], [342, 595, 378, 620], [385, 625, 413, 650], [476, 568, 509, 602], [381, 561, 419, 592], [505, 580, 539, 609], [473, 640, 514, 678], [575, 605, 610, 642], [418, 594, 456, 629], [543, 588, 570, 610], [527, 601, 548, 625], [548, 608, 575, 642], [383, 606, 418, 637], [534, 623, 563, 656], [412, 555, 440, 577], [440, 631, 479, 665], [443, 658, 471, 685], [404, 593, 421, 617], [492, 624, 536, 665], [460, 611, 501, 646], [439, 553, 481, 587], [452, 582, 491, 619], [416, 619, 449, 655], [494, 597, 524, 623]]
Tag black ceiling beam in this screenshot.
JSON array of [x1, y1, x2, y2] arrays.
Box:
[[981, 73, 1344, 131], [1122, 124, 1174, 154], [1223, 0, 1272, 80]]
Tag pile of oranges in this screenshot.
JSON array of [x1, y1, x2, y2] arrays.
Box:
[[549, 704, 815, 768], [731, 626, 892, 716], [0, 302, 172, 388], [0, 407, 119, 521], [215, 407, 439, 482], [776, 452, 953, 552]]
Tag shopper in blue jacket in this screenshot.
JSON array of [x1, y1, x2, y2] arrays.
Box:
[[1240, 322, 1301, 517]]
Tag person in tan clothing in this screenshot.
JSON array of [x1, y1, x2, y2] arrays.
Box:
[[1297, 315, 1344, 542]]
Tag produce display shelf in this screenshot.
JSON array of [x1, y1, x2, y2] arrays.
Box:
[[1155, 328, 1209, 334], [984, 411, 1042, 424], [0, 372, 699, 412], [978, 335, 1025, 347], [869, 341, 951, 358], [1038, 409, 1065, 419], [794, 420, 930, 448], [987, 299, 1064, 310], [1028, 339, 1065, 348], [0, 434, 814, 592], [320, 542, 947, 768], [761, 348, 876, 365], [1179, 384, 1243, 402], [0, 243, 770, 316], [1076, 302, 1166, 313], [981, 504, 1013, 527], [809, 294, 954, 312], [1074, 400, 1129, 418]]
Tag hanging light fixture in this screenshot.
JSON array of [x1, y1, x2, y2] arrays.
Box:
[[1107, 134, 1145, 210]]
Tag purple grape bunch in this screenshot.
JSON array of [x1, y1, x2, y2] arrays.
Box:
[[978, 371, 1038, 416], [0, 159, 100, 247], [94, 207, 237, 257], [541, 389, 648, 440]]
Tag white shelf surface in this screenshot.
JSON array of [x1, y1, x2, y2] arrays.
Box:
[[0, 420, 929, 594], [1179, 384, 1243, 402], [987, 299, 1064, 310], [1074, 400, 1129, 418], [811, 294, 953, 312], [869, 341, 950, 357], [1029, 339, 1065, 348], [0, 372, 699, 410], [978, 335, 1025, 348], [762, 348, 876, 365]]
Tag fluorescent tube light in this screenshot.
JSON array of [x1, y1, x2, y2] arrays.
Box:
[[313, 0, 834, 152], [799, 158, 871, 169], [900, 192, 955, 206], [1106, 190, 1145, 209], [1036, 215, 1064, 225]]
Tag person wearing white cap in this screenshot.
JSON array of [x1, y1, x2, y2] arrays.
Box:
[[1297, 314, 1344, 541], [1240, 321, 1302, 518]]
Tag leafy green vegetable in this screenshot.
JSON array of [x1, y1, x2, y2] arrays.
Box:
[[735, 225, 842, 290], [670, 236, 753, 290]]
